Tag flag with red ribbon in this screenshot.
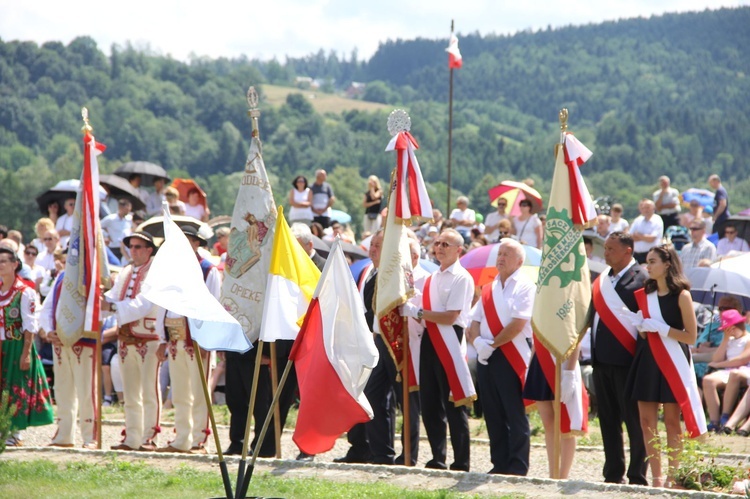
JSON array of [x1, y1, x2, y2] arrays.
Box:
[[56, 130, 109, 346], [562, 132, 596, 227], [384, 131, 432, 222], [446, 33, 463, 69]]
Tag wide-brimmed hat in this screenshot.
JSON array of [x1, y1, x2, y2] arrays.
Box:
[[719, 309, 746, 331], [123, 231, 157, 250], [182, 225, 207, 246]]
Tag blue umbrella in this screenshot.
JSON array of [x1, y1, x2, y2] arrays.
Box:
[[330, 209, 352, 224], [681, 188, 714, 209]]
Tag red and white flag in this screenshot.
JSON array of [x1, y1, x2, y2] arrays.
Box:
[[446, 33, 463, 69], [562, 132, 596, 226], [290, 239, 379, 455], [55, 131, 109, 347]]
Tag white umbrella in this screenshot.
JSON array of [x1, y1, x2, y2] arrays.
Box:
[[711, 252, 750, 277], [686, 266, 750, 311]]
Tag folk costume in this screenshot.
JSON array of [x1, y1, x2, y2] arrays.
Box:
[[0, 276, 54, 435], [105, 256, 163, 450], [41, 271, 98, 447]]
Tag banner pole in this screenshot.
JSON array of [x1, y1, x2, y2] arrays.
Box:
[[401, 317, 411, 467], [270, 342, 282, 458], [446, 19, 455, 214], [236, 341, 264, 495], [552, 358, 562, 479]]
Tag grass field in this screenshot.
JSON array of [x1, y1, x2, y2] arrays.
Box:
[[0, 459, 521, 499], [261, 84, 392, 114]]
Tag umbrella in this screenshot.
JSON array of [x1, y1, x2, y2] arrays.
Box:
[[136, 215, 213, 240], [686, 266, 750, 312], [316, 239, 368, 261], [582, 231, 605, 260], [350, 257, 438, 282], [99, 174, 146, 211], [36, 179, 107, 213], [460, 241, 542, 286], [724, 215, 750, 244], [681, 188, 714, 209], [172, 178, 207, 209], [711, 252, 750, 276], [330, 209, 352, 224], [114, 161, 169, 186], [488, 181, 543, 216]]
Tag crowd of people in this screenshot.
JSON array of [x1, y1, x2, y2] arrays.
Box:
[[0, 169, 748, 490]]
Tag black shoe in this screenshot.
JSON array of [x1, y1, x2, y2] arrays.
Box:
[[450, 463, 469, 472], [371, 456, 395, 465], [223, 443, 243, 456], [296, 452, 315, 462], [333, 452, 372, 464], [425, 459, 447, 470], [395, 454, 417, 466]]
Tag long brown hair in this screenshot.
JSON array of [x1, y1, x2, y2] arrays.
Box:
[[644, 244, 691, 294]]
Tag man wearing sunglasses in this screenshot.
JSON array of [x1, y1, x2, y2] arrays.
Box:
[[104, 232, 165, 452], [402, 228, 475, 471], [717, 225, 749, 257], [680, 220, 717, 269]]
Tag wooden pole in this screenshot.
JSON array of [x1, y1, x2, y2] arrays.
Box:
[[446, 20, 455, 215], [195, 342, 234, 499], [239, 358, 295, 499], [236, 341, 264, 495], [270, 342, 282, 458], [96, 332, 102, 449], [552, 358, 562, 479], [401, 317, 411, 466]]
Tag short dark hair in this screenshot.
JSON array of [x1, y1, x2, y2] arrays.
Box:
[[128, 173, 142, 182], [607, 231, 634, 251], [292, 175, 308, 189]]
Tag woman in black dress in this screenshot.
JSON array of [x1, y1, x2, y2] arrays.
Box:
[[626, 244, 699, 488]]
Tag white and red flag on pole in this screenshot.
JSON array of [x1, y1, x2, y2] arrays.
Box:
[[384, 131, 432, 222], [55, 128, 109, 347], [562, 132, 596, 227], [290, 238, 379, 455], [446, 33, 463, 69]]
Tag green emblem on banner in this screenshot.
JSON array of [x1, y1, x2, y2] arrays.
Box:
[[538, 207, 586, 287]]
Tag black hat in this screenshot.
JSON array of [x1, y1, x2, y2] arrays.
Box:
[[123, 231, 157, 250], [182, 225, 207, 246]]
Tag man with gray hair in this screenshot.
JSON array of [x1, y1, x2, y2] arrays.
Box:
[[449, 196, 475, 243], [629, 199, 663, 264], [653, 175, 681, 228], [680, 219, 716, 269], [467, 238, 534, 475], [291, 223, 326, 271], [310, 169, 335, 229]]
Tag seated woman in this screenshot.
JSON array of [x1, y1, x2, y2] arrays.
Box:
[[702, 309, 750, 432]]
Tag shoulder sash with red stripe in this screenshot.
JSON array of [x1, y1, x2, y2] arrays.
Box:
[[634, 288, 706, 438], [592, 273, 637, 355], [423, 275, 476, 407]]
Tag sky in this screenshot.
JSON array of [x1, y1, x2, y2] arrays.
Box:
[[0, 0, 747, 62]]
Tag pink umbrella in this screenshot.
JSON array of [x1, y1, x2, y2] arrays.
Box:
[[487, 181, 543, 216], [459, 242, 542, 286]]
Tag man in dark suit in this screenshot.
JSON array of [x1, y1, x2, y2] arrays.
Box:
[[591, 232, 648, 485]]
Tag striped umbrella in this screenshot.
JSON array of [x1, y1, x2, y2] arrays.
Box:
[[488, 181, 544, 216], [460, 241, 542, 286]]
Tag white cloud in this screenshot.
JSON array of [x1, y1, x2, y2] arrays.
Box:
[[0, 0, 746, 61]]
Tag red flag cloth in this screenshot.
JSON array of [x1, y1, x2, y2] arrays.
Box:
[[446, 33, 463, 69], [384, 131, 432, 222], [290, 240, 379, 454]]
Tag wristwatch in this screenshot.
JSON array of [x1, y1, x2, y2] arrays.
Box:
[[416, 308, 424, 320]]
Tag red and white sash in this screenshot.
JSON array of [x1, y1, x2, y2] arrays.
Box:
[[634, 289, 707, 438], [423, 275, 476, 407], [592, 270, 638, 355], [480, 283, 532, 407], [533, 336, 589, 434]]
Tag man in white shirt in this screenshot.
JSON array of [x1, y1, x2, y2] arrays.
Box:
[[680, 220, 717, 269], [101, 199, 133, 260], [55, 197, 76, 250], [484, 199, 510, 243], [467, 238, 534, 475], [716, 225, 750, 257], [146, 178, 167, 217], [630, 199, 663, 264], [450, 196, 476, 243], [653, 175, 681, 228]]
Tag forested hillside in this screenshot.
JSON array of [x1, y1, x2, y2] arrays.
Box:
[[1, 7, 749, 238]]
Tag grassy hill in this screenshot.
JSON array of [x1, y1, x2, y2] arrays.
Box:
[[261, 84, 390, 114]]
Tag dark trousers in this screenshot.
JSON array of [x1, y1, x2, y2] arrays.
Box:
[[477, 350, 529, 475], [272, 340, 300, 452], [633, 251, 648, 264], [366, 335, 421, 465], [313, 215, 331, 229], [660, 212, 679, 229], [225, 347, 275, 457], [592, 362, 648, 485], [419, 326, 470, 471]]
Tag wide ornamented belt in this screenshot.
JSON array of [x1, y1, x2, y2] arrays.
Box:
[[165, 317, 188, 342]]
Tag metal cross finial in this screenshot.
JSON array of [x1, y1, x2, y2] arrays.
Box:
[[559, 108, 569, 144], [81, 107, 93, 134], [387, 109, 411, 136]]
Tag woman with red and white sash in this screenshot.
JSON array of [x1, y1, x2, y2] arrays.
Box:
[[625, 244, 706, 488], [522, 335, 588, 479]]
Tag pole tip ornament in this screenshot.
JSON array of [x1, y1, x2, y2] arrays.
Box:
[[558, 108, 569, 133], [387, 109, 411, 136], [81, 107, 93, 134], [247, 86, 260, 137]]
